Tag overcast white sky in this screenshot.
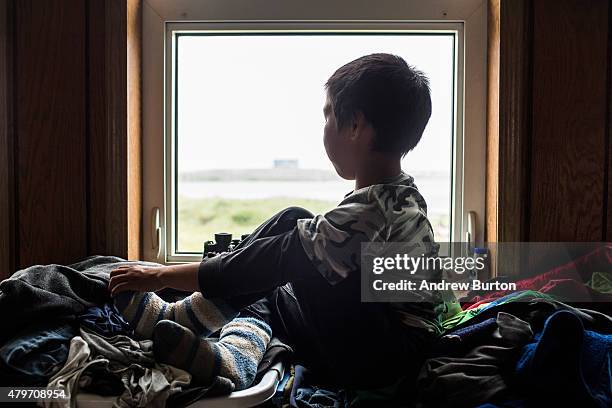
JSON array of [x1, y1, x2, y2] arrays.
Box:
[[176, 34, 454, 176]]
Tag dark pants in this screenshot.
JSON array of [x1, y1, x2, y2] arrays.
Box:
[[229, 207, 433, 388]]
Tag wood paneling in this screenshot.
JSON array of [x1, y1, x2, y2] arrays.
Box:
[[0, 0, 142, 273], [0, 0, 15, 278], [87, 0, 108, 256], [529, 0, 608, 241], [15, 0, 88, 267], [487, 0, 534, 276], [497, 0, 532, 243], [104, 0, 129, 258], [490, 0, 612, 245], [608, 0, 612, 241]]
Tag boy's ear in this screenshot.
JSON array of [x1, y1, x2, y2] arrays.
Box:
[[350, 111, 368, 141]]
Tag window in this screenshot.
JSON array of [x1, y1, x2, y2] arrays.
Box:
[[173, 31, 455, 254], [142, 1, 487, 263]]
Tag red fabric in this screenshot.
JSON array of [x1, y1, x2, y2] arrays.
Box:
[[538, 278, 593, 301], [464, 299, 492, 310], [464, 244, 612, 306]]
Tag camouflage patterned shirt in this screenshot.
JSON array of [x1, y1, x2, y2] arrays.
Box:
[[297, 171, 436, 284], [296, 171, 445, 332]]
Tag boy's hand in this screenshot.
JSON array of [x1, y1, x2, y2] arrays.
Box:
[[108, 265, 166, 297]]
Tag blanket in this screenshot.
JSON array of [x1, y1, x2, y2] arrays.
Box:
[[0, 256, 160, 345]]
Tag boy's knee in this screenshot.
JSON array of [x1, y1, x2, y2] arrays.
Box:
[[280, 206, 314, 221]]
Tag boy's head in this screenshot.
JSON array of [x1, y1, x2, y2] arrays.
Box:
[[323, 53, 431, 180]]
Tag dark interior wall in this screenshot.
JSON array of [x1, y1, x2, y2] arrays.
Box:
[[490, 0, 612, 243], [0, 0, 141, 278], [0, 0, 15, 279], [529, 0, 609, 241], [15, 0, 89, 268]]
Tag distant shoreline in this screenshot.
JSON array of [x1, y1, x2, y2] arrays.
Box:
[[179, 168, 449, 182]]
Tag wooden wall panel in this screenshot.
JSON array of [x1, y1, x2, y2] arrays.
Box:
[[497, 0, 532, 243], [87, 0, 109, 256], [487, 0, 533, 275], [608, 0, 612, 241], [0, 0, 142, 272], [0, 0, 15, 278], [529, 0, 608, 241], [15, 0, 88, 267], [104, 0, 129, 259]]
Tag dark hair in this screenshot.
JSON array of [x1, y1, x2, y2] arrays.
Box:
[[325, 53, 432, 156]]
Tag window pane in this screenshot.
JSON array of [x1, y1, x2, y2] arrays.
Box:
[[175, 33, 454, 253]]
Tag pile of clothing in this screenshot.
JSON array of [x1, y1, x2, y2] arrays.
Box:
[[1, 248, 611, 408], [261, 246, 612, 408], [0, 256, 291, 407]]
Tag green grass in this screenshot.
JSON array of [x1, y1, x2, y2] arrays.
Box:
[[177, 196, 338, 252], [177, 196, 450, 252]]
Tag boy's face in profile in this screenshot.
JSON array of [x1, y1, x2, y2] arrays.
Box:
[[322, 94, 357, 181]]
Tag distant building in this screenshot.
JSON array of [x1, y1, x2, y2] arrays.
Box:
[[273, 159, 298, 169]]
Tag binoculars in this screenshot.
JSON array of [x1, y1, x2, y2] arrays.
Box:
[[202, 233, 250, 258]]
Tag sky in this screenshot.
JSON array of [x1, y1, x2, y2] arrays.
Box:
[[175, 33, 455, 177]]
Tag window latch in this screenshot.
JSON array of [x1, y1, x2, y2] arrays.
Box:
[[151, 207, 162, 259], [465, 210, 477, 252]]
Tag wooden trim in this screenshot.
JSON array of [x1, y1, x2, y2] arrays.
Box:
[[105, 0, 129, 258], [127, 0, 142, 260], [485, 0, 499, 244], [486, 0, 500, 276], [486, 0, 533, 276], [0, 0, 15, 278], [497, 0, 532, 244], [88, 0, 142, 260]]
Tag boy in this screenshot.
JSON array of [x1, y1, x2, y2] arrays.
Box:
[[110, 53, 443, 391]]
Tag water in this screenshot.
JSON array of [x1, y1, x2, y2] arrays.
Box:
[[178, 176, 450, 216]]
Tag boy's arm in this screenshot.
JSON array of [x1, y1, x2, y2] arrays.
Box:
[[108, 226, 318, 297], [158, 262, 200, 291], [110, 197, 387, 297], [108, 261, 200, 296]]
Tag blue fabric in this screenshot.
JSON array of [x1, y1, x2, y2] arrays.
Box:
[[288, 364, 349, 408], [270, 368, 292, 406], [0, 323, 77, 386], [480, 291, 550, 313], [290, 365, 310, 407], [582, 331, 612, 405], [515, 310, 612, 407], [433, 317, 498, 357], [294, 387, 348, 408], [449, 317, 497, 338], [475, 402, 526, 408], [78, 303, 133, 337]]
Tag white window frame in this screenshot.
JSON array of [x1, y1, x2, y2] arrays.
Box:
[[142, 0, 487, 264]]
